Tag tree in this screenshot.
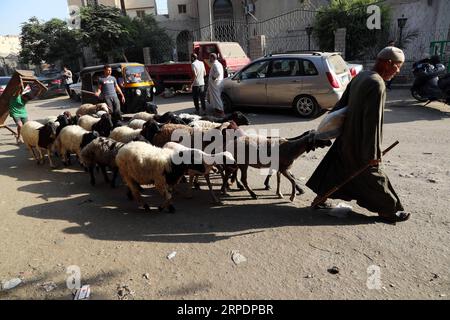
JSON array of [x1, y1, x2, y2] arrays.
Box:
[[313, 0, 391, 60], [122, 14, 174, 64], [20, 17, 81, 69], [79, 4, 132, 61]]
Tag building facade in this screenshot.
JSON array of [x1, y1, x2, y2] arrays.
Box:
[[67, 0, 157, 18]]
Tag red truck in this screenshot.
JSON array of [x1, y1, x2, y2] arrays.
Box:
[[147, 41, 250, 94]]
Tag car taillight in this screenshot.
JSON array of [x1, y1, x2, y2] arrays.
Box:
[[326, 72, 340, 88], [51, 79, 62, 85], [350, 67, 357, 77]]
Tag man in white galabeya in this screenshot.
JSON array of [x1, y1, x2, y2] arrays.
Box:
[[207, 53, 225, 117]]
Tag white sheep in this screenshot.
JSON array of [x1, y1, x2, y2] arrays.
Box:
[[131, 112, 155, 122], [78, 115, 100, 131], [109, 126, 142, 143], [116, 141, 207, 212], [163, 142, 236, 203], [190, 120, 223, 130], [21, 121, 58, 168], [76, 103, 110, 117], [53, 125, 99, 165], [128, 119, 146, 130]]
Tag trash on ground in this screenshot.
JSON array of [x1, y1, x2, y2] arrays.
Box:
[[167, 252, 177, 260], [304, 274, 314, 279], [327, 266, 340, 275], [74, 285, 91, 300], [38, 281, 57, 292], [327, 202, 352, 218], [1, 278, 22, 291], [117, 284, 135, 300], [427, 178, 437, 183], [231, 251, 247, 265], [143, 273, 150, 280]]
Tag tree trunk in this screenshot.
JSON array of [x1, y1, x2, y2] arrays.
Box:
[[120, 0, 126, 16]]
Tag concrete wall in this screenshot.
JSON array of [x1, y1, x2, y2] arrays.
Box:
[[0, 36, 21, 57]]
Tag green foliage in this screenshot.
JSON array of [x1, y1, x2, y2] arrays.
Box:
[[19, 17, 81, 69], [79, 4, 131, 61], [313, 0, 391, 60]]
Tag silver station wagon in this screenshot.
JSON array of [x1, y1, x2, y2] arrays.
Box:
[[222, 52, 354, 117]]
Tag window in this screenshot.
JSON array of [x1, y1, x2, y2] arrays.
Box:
[[178, 4, 187, 14], [270, 59, 301, 77], [240, 60, 270, 80], [136, 10, 145, 19], [300, 59, 318, 76]]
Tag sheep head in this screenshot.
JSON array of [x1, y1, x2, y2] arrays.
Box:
[[141, 119, 162, 142], [230, 112, 250, 126]]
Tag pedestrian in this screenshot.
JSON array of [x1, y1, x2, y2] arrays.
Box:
[[61, 66, 73, 96], [191, 53, 207, 115], [207, 53, 225, 117], [95, 64, 125, 124], [306, 46, 410, 223], [9, 89, 32, 144], [385, 40, 396, 90]]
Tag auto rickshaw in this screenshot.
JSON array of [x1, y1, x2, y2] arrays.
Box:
[[80, 63, 156, 114]]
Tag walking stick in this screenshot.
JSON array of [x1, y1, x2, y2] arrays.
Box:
[[311, 141, 399, 208]]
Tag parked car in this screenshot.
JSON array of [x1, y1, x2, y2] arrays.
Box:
[[347, 62, 364, 78], [147, 41, 250, 94], [37, 71, 67, 98], [0, 76, 11, 96], [69, 77, 82, 101], [222, 52, 353, 117]]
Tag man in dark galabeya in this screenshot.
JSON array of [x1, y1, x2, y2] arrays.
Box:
[[306, 46, 410, 223]]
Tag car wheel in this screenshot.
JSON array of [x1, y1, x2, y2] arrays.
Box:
[[293, 95, 319, 118], [222, 93, 233, 113]]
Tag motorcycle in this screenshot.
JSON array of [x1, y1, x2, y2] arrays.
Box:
[[411, 56, 450, 105]]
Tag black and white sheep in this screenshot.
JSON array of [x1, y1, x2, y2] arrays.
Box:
[[79, 137, 125, 188], [201, 111, 250, 126], [116, 141, 207, 212], [78, 113, 114, 137], [109, 119, 161, 143], [163, 142, 237, 204], [128, 119, 146, 130], [21, 121, 58, 168]]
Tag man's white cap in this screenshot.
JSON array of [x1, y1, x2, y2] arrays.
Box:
[[377, 46, 405, 62]]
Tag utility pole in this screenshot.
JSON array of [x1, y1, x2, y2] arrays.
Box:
[[120, 0, 126, 16]]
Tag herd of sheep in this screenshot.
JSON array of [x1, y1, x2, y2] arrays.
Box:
[[19, 103, 331, 212]]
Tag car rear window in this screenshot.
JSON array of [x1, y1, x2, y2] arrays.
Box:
[[218, 43, 248, 59], [327, 55, 348, 75], [0, 77, 10, 85]]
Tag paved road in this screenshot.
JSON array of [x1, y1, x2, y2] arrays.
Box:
[[0, 91, 449, 300]]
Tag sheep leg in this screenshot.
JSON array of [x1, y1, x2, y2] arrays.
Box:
[[289, 171, 305, 195], [205, 174, 221, 204], [276, 171, 283, 199], [110, 168, 119, 188], [46, 148, 56, 168], [231, 170, 245, 190], [88, 166, 96, 186], [100, 165, 110, 183], [27, 145, 39, 163], [282, 170, 298, 202], [124, 176, 149, 211], [221, 169, 231, 195], [185, 175, 194, 198], [240, 166, 257, 199], [36, 147, 44, 165], [193, 175, 201, 190], [157, 185, 175, 213]]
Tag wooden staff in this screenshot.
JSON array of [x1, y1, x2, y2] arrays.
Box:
[[311, 141, 399, 208]]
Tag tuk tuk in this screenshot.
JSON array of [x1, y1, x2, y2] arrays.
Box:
[[80, 63, 156, 114]]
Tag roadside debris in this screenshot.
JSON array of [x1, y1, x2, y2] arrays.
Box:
[[117, 284, 135, 300], [74, 285, 91, 300], [327, 202, 352, 218], [327, 266, 340, 275], [1, 278, 22, 291], [167, 252, 177, 260], [304, 274, 314, 279], [143, 273, 150, 280], [38, 281, 57, 292], [231, 251, 247, 265], [427, 178, 437, 183]]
